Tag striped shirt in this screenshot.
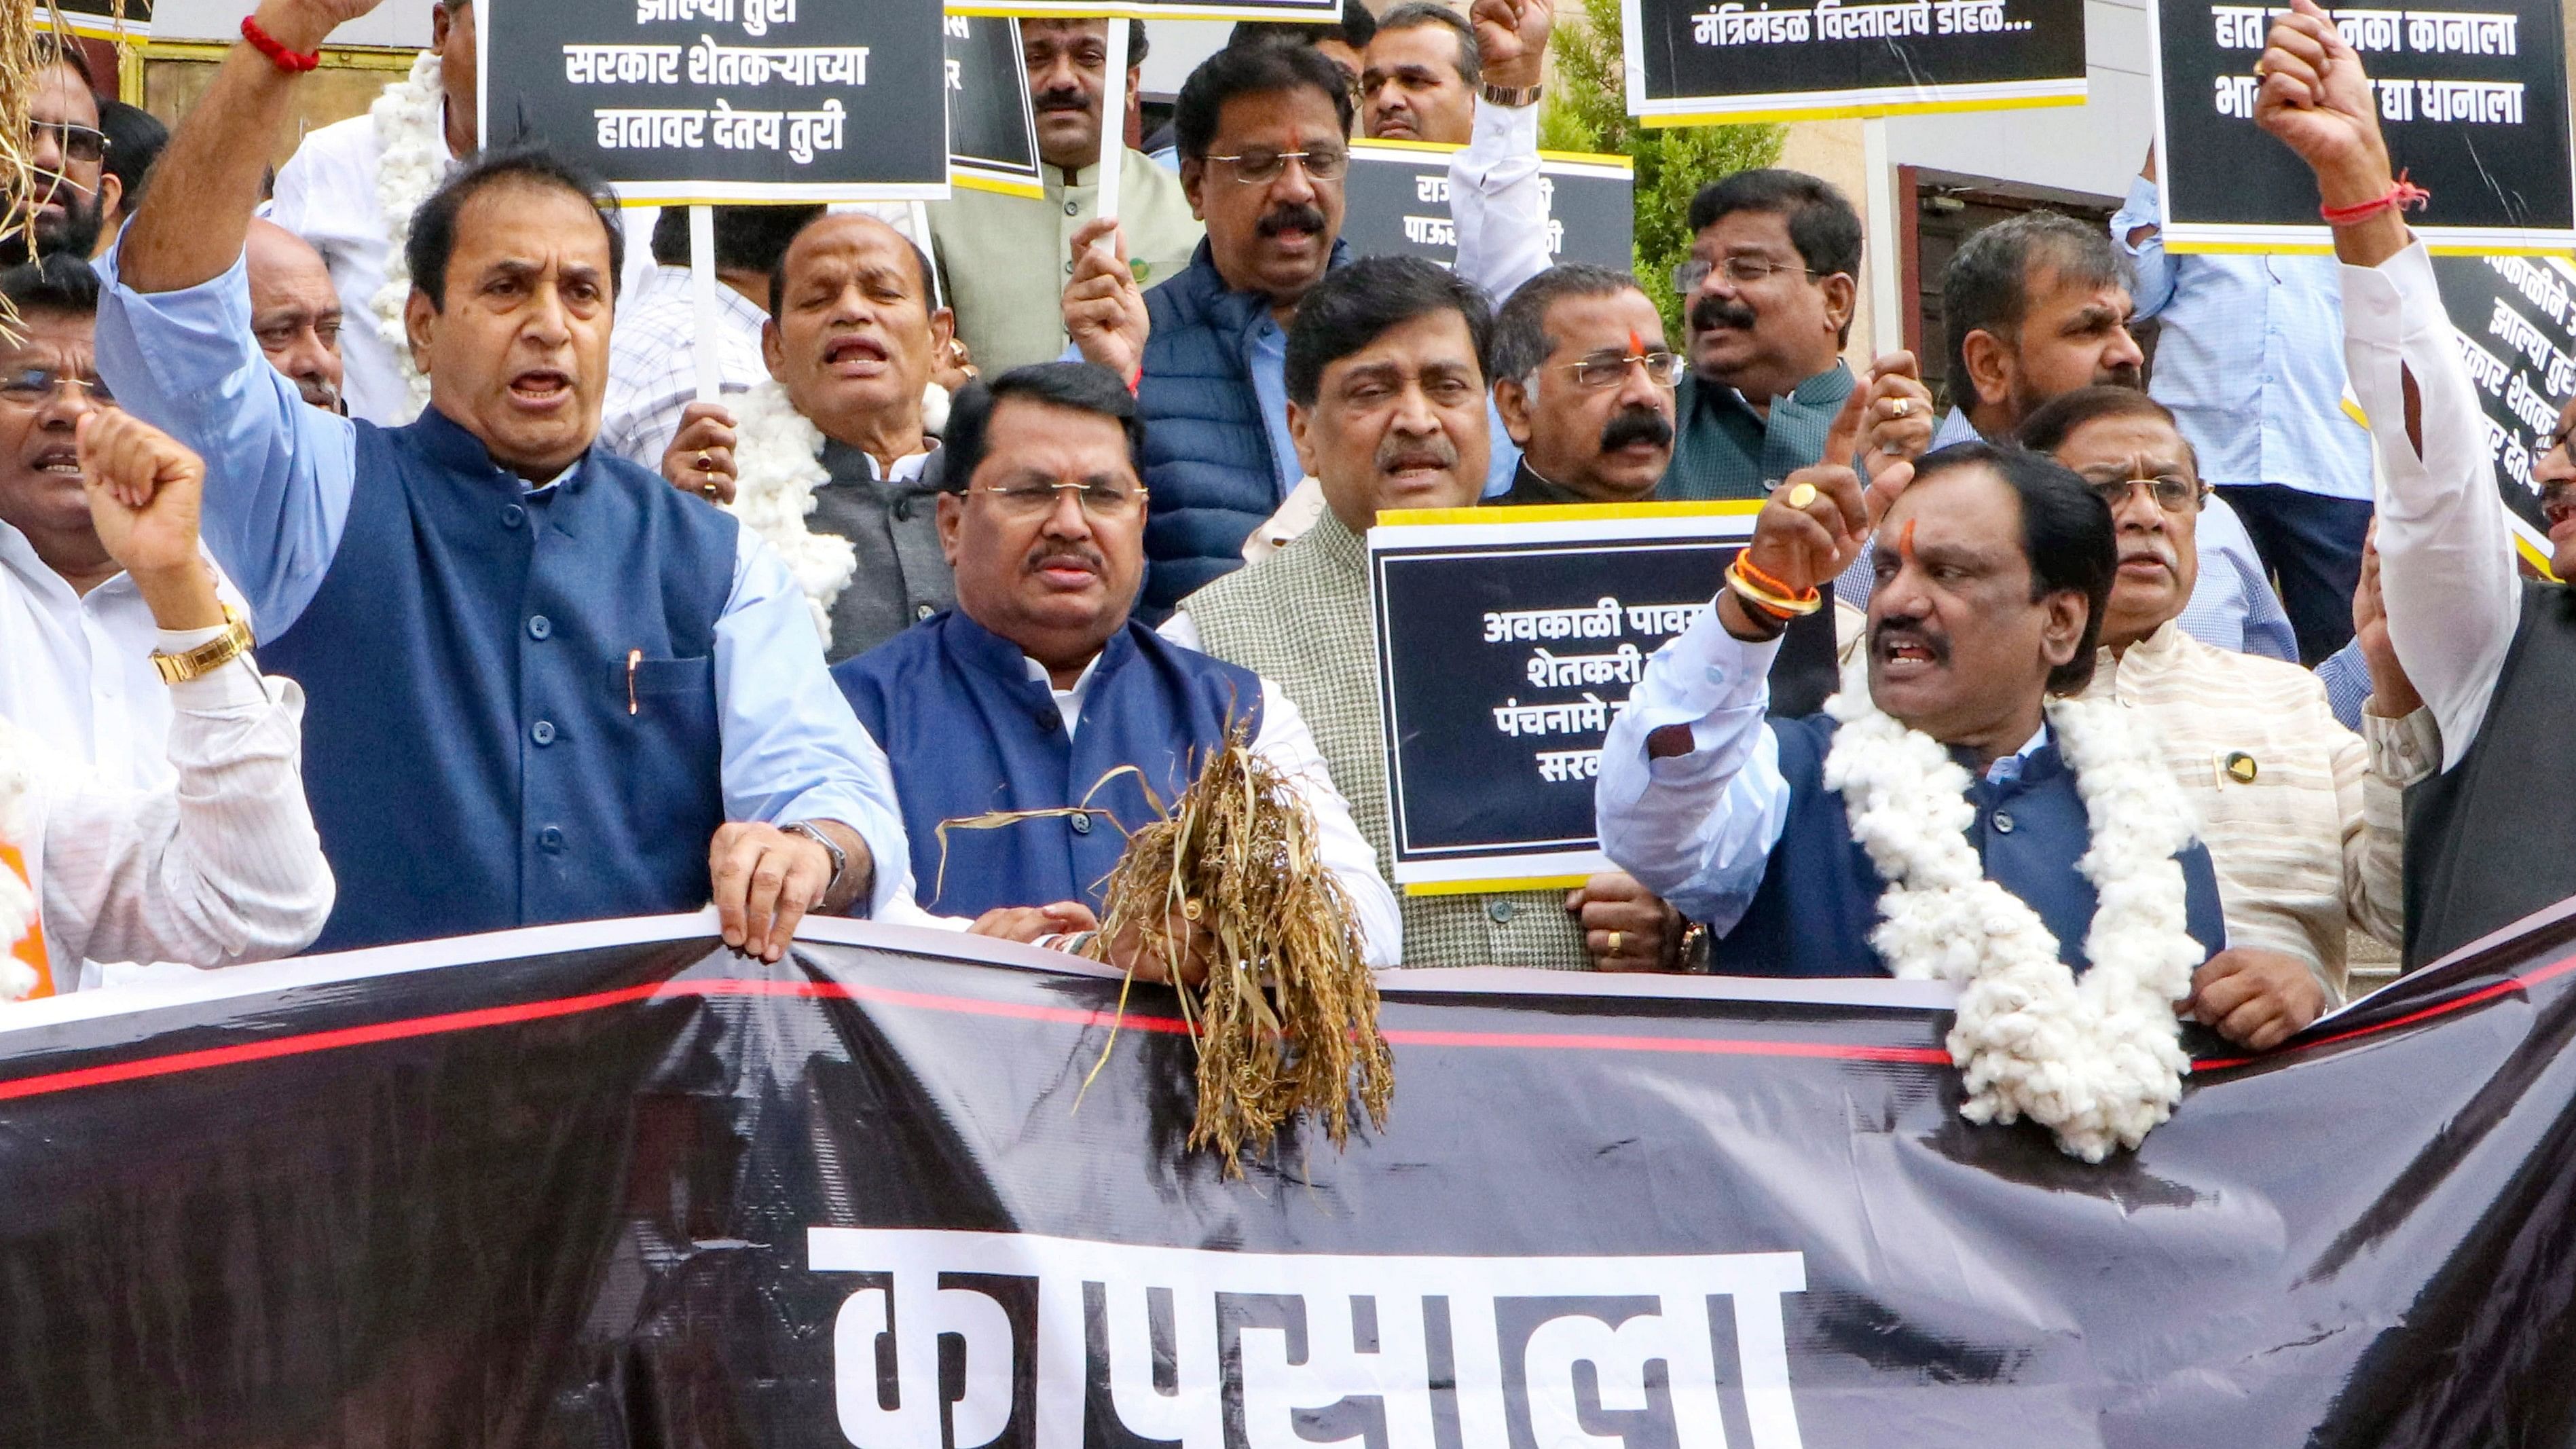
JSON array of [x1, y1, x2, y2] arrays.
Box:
[[2081, 621, 2437, 1002]]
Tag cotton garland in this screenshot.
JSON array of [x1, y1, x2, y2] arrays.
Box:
[[1820, 659, 2204, 1162], [367, 51, 449, 424], [727, 380, 857, 643], [0, 732, 37, 1004]]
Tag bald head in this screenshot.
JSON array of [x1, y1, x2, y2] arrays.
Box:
[[246, 219, 344, 412], [760, 213, 953, 455]]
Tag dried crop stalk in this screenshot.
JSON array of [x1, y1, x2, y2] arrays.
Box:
[[0, 0, 45, 279], [1085, 729, 1393, 1175]]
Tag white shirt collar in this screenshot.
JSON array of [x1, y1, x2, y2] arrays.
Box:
[[1021, 650, 1105, 739]]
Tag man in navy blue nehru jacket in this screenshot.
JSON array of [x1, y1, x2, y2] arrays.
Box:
[[92, 0, 911, 959], [1596, 399, 2228, 980], [834, 363, 1397, 978]]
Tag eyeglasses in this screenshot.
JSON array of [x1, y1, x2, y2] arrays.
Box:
[[29, 121, 106, 164], [1672, 256, 1822, 295], [1203, 148, 1348, 185], [0, 366, 111, 409], [974, 479, 1148, 519], [1560, 350, 1686, 390], [2080, 473, 2204, 513]]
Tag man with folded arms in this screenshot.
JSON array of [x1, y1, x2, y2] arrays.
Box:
[[7, 407, 332, 996], [836, 363, 1397, 974], [2023, 385, 2434, 1042], [92, 0, 910, 960], [2247, 0, 2576, 966], [1173, 256, 1685, 971]]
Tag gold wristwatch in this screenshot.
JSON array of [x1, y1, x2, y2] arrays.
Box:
[[1482, 81, 1544, 107], [149, 606, 255, 685]]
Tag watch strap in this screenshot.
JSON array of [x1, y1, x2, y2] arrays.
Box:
[[150, 607, 255, 686], [781, 821, 850, 898], [1482, 81, 1544, 107]]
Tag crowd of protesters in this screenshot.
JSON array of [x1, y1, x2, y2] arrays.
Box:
[[0, 0, 2550, 1057]]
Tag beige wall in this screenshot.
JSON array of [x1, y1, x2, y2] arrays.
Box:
[[1778, 119, 1887, 370]]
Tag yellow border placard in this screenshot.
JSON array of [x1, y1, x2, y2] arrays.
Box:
[[1638, 92, 2083, 126]]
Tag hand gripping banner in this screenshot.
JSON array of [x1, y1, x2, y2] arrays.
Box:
[[3, 906, 2576, 1445]]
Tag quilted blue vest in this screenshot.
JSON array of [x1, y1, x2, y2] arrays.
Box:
[[1711, 716, 2228, 976], [1134, 238, 1351, 621], [833, 610, 1264, 917], [257, 409, 739, 953]]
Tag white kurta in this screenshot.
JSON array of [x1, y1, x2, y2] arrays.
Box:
[[0, 520, 247, 791], [270, 104, 662, 426]]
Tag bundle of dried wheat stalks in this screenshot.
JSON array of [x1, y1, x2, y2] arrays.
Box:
[[1084, 728, 1393, 1177]]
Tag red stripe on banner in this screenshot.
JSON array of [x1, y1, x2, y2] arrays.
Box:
[[12, 949, 2572, 1103], [2193, 953, 2576, 1072]]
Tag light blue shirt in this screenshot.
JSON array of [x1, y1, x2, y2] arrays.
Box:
[[1834, 405, 2298, 661], [2316, 638, 2373, 731], [1248, 316, 1302, 501], [90, 246, 917, 917], [1594, 606, 2051, 931], [2112, 175, 2377, 502]]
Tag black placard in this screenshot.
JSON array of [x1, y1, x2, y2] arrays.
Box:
[[2431, 253, 2576, 565], [2150, 0, 2576, 250], [945, 13, 1043, 197], [958, 0, 1338, 18], [37, 1, 147, 37], [477, 0, 949, 203], [1369, 508, 1754, 887], [1340, 143, 1637, 274], [1620, 0, 2087, 123]]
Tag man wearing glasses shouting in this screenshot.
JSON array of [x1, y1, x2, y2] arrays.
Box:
[[834, 363, 1399, 978], [8, 37, 117, 261]]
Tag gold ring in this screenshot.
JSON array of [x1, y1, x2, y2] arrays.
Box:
[[1890, 397, 1911, 418], [1786, 481, 1818, 509], [1607, 930, 1623, 955], [2253, 60, 2268, 77], [700, 482, 720, 500], [696, 451, 713, 472]]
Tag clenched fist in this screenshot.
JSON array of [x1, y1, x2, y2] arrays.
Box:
[[79, 409, 225, 631]]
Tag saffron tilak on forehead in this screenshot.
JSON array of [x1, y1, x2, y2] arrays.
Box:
[[1627, 327, 1644, 358], [1900, 518, 1918, 562]]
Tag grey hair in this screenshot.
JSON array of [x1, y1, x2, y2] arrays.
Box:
[[1376, 1, 1482, 86], [1490, 263, 1648, 392]]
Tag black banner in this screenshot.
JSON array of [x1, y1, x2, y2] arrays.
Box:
[[1368, 508, 1754, 888], [477, 0, 949, 204], [946, 13, 1044, 198], [2431, 253, 2576, 568], [2151, 0, 2576, 251], [8, 902, 2576, 1445], [1621, 0, 2088, 123], [1342, 143, 1637, 275]]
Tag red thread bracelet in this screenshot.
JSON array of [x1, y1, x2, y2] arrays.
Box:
[[240, 15, 322, 73], [2319, 170, 2430, 226]]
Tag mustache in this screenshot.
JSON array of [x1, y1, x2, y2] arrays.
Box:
[[1871, 619, 1952, 665], [1033, 86, 1092, 113], [297, 379, 344, 412], [1690, 294, 1757, 333], [1257, 203, 1329, 238], [1023, 540, 1107, 576], [2119, 536, 2177, 570], [1598, 407, 1674, 454], [2098, 362, 2144, 391], [1375, 432, 1458, 474]]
